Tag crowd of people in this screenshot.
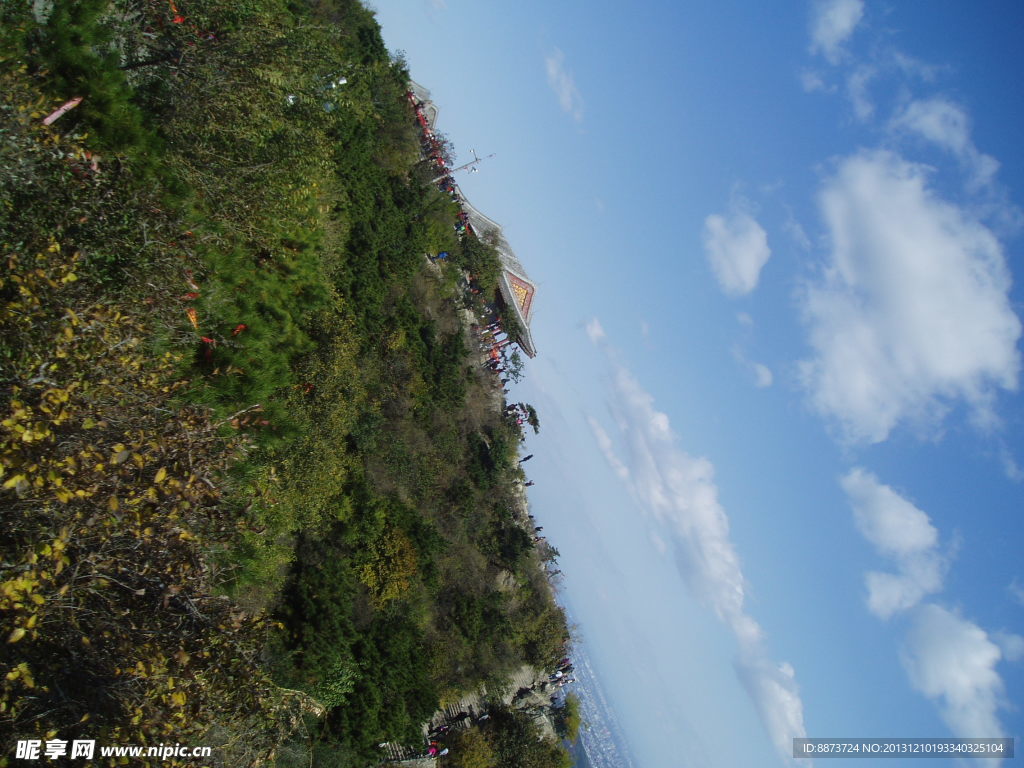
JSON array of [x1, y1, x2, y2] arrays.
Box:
[[393, 89, 580, 765], [408, 92, 480, 239]]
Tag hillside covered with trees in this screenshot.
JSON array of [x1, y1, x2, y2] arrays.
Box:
[[0, 1, 573, 765]]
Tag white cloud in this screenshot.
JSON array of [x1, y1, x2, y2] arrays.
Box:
[[861, 564, 944, 621], [891, 98, 1000, 189], [734, 347, 774, 389], [735, 656, 809, 765], [752, 362, 774, 389], [800, 69, 833, 94], [1009, 579, 1024, 606], [800, 150, 1022, 444], [998, 444, 1023, 483], [810, 0, 864, 64], [585, 317, 606, 344], [993, 631, 1024, 663], [586, 415, 630, 480], [649, 531, 668, 555], [784, 215, 812, 251], [843, 470, 1018, 743], [841, 468, 947, 618], [841, 469, 937, 556], [594, 361, 807, 762], [846, 66, 875, 121], [902, 605, 1012, 740], [892, 51, 941, 82], [894, 98, 970, 154], [545, 48, 584, 122], [703, 209, 772, 296]]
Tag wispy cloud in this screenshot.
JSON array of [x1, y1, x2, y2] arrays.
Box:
[[993, 631, 1024, 663], [841, 469, 948, 618], [585, 317, 606, 344], [846, 65, 875, 121], [891, 97, 1000, 189], [809, 0, 864, 64], [733, 347, 774, 389], [783, 214, 812, 251], [545, 48, 584, 122], [702, 205, 772, 297], [997, 443, 1023, 483], [586, 415, 629, 480], [752, 362, 774, 389], [800, 149, 1021, 444], [800, 69, 834, 94], [902, 605, 1015, 742], [1009, 579, 1024, 607], [585, 327, 808, 762]]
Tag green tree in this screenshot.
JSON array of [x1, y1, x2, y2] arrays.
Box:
[[446, 727, 497, 768], [553, 693, 582, 743], [506, 351, 525, 384], [524, 403, 540, 433]]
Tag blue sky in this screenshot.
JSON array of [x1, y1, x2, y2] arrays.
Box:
[[373, 2, 1024, 765]]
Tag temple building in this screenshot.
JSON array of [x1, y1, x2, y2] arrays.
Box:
[[458, 200, 537, 358], [409, 81, 539, 358]]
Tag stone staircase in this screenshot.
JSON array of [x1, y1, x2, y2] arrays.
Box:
[[377, 741, 438, 766], [377, 665, 546, 765]]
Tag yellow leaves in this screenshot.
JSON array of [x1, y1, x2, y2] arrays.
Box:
[[154, 467, 167, 484], [169, 691, 186, 708], [7, 628, 26, 643], [6, 663, 34, 689], [2, 473, 26, 490], [108, 495, 120, 513], [2, 474, 29, 498]]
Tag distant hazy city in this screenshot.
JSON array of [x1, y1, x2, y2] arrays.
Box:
[[563, 616, 638, 768]]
